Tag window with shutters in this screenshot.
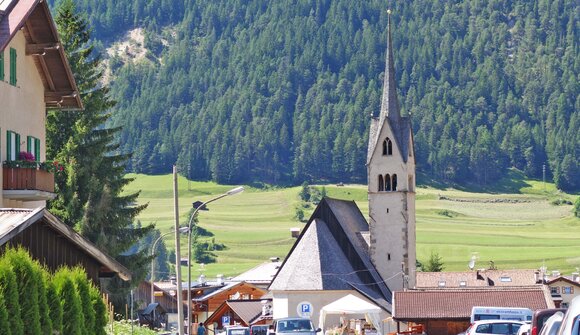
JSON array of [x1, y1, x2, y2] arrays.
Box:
[[27, 136, 41, 161], [6, 130, 20, 161]]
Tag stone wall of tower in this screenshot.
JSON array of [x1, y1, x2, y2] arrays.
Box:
[[368, 125, 416, 292]]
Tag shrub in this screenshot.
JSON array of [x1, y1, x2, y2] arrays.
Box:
[[4, 248, 41, 334], [44, 273, 63, 335], [54, 268, 83, 335], [32, 264, 52, 334], [0, 258, 23, 335], [90, 284, 108, 335], [71, 267, 96, 335], [0, 289, 11, 335], [574, 197, 580, 218]]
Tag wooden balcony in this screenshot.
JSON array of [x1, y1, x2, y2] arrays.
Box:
[[2, 167, 56, 201]]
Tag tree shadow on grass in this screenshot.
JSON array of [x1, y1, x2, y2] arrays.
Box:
[[418, 169, 532, 194]]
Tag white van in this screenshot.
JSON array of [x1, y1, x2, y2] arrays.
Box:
[[471, 307, 534, 323]]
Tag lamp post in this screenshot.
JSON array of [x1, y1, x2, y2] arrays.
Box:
[[186, 186, 244, 334], [150, 226, 190, 304]]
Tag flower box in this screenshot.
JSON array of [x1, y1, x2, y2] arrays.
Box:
[[3, 167, 55, 193]]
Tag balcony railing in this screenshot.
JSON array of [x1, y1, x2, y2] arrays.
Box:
[[3, 167, 55, 200]]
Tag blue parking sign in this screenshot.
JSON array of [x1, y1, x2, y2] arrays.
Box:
[[222, 316, 230, 325], [296, 301, 313, 318]]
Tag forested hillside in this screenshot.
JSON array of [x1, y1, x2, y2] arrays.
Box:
[[55, 0, 579, 190]]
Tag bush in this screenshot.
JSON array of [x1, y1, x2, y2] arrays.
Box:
[[4, 248, 42, 334], [32, 264, 52, 334], [574, 197, 580, 218], [90, 284, 108, 335], [71, 267, 96, 335], [0, 281, 11, 335], [0, 258, 23, 335], [44, 272, 63, 335], [54, 268, 84, 335]]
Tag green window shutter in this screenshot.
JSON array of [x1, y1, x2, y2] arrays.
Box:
[[27, 136, 32, 153], [9, 48, 16, 86], [35, 138, 40, 162], [0, 51, 4, 81], [15, 133, 20, 158], [6, 131, 12, 161]]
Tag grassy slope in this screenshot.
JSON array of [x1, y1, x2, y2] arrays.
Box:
[[125, 173, 579, 278]]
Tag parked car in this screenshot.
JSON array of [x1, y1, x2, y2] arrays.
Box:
[[464, 320, 526, 335], [251, 325, 270, 335], [223, 326, 250, 335], [557, 295, 580, 335], [531, 309, 567, 335], [518, 324, 531, 335], [538, 312, 564, 335], [270, 318, 321, 335]]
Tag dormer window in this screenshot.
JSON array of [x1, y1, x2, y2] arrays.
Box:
[[382, 138, 393, 156], [438, 280, 446, 287]]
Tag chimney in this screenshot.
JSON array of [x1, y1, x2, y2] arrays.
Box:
[[572, 273, 579, 282], [170, 276, 176, 285], [217, 274, 224, 285], [552, 270, 560, 277], [199, 274, 206, 286], [534, 270, 540, 284]]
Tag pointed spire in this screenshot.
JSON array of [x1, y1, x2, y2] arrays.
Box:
[[379, 9, 401, 122]]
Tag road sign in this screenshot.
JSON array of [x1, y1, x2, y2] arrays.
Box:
[[222, 316, 230, 325], [297, 301, 313, 318]]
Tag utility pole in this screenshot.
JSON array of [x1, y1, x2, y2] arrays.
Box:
[[173, 166, 185, 335]]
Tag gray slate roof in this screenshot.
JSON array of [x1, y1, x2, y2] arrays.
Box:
[[269, 198, 392, 312], [367, 14, 412, 164]]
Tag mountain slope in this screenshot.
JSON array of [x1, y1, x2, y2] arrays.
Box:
[[64, 0, 579, 190]]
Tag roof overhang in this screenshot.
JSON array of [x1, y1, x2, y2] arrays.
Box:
[[0, 207, 131, 281], [0, 0, 83, 110]]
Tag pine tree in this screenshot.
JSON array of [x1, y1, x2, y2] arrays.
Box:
[[0, 258, 23, 335], [54, 268, 83, 335], [3, 248, 41, 335], [47, 0, 153, 303], [44, 273, 63, 335]]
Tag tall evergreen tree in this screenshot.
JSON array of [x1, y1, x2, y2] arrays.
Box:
[[46, 0, 153, 302]]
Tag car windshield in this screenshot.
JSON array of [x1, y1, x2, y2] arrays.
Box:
[[278, 320, 314, 332]]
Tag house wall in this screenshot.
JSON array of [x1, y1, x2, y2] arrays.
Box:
[[423, 320, 470, 335], [0, 30, 48, 209], [368, 122, 416, 291], [193, 283, 266, 323], [548, 280, 580, 307], [271, 290, 391, 334]]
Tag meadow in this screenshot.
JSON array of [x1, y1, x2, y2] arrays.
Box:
[[125, 172, 579, 279]]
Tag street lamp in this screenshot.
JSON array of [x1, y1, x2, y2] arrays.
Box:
[[186, 186, 244, 333], [151, 226, 190, 304]]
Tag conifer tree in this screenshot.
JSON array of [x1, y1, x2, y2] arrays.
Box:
[[32, 265, 52, 334], [54, 268, 83, 335], [44, 273, 63, 335], [46, 0, 153, 300], [0, 258, 23, 335], [4, 248, 41, 335], [0, 290, 10, 335], [71, 268, 96, 335]]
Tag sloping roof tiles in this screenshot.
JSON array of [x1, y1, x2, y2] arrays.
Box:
[[394, 286, 554, 320]]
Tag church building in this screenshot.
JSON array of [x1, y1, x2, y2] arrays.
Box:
[[268, 12, 416, 331]]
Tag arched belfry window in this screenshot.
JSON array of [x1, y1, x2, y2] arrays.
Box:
[[392, 174, 398, 191], [385, 174, 391, 191], [378, 175, 384, 192], [382, 138, 393, 156]]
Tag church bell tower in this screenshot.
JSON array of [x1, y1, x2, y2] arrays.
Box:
[[367, 11, 416, 292]]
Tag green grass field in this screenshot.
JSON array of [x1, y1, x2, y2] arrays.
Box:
[[124, 172, 580, 279]]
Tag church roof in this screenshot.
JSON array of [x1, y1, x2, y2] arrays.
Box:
[[368, 12, 412, 164], [268, 198, 392, 312]]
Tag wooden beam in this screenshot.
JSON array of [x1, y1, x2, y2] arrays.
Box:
[[38, 56, 56, 91], [45, 90, 77, 102], [26, 42, 60, 56]]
